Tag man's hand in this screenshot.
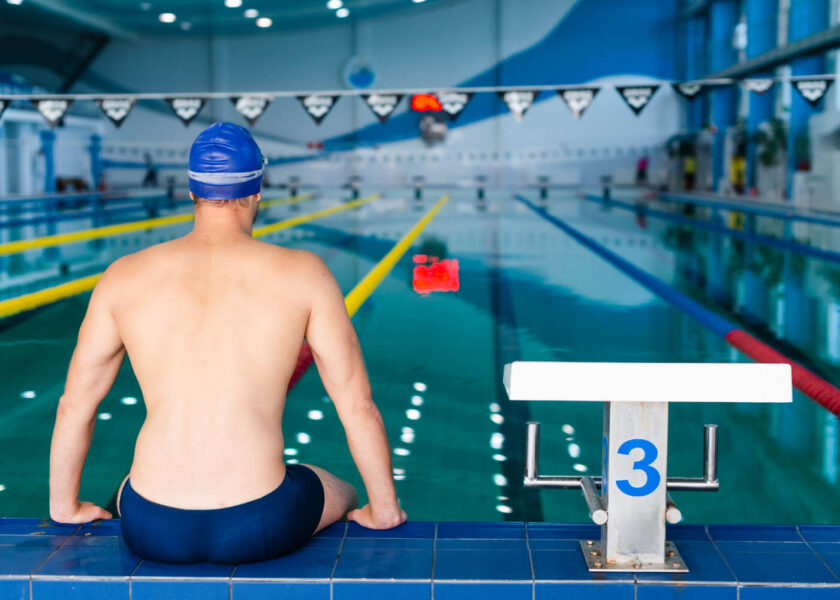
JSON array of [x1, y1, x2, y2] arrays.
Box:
[[51, 501, 112, 525], [347, 504, 407, 530]]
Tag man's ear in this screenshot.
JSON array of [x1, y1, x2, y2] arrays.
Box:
[[189, 192, 196, 201], [254, 193, 261, 204]]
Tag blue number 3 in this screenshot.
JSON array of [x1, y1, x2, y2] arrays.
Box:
[[615, 439, 660, 497]]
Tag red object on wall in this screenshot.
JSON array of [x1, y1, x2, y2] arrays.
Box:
[[413, 256, 459, 294], [411, 94, 443, 112]]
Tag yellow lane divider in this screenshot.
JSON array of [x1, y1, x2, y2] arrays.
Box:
[[253, 193, 378, 238], [0, 194, 313, 257], [345, 194, 449, 317], [0, 194, 379, 320]]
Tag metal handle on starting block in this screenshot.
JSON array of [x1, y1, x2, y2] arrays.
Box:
[[524, 422, 719, 492]]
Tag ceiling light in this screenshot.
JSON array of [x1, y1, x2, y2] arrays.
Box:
[[244, 8, 258, 17], [256, 16, 272, 27], [6, 0, 24, 5], [158, 12, 176, 23], [180, 21, 192, 30], [326, 0, 342, 8], [336, 7, 349, 17], [224, 0, 242, 6], [413, 0, 427, 3]]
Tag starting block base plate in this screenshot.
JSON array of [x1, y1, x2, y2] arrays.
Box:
[[580, 540, 689, 573]]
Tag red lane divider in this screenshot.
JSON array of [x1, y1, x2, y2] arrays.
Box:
[[726, 330, 840, 416], [288, 342, 315, 392]]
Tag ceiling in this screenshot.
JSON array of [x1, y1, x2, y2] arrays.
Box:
[[0, 0, 457, 38]]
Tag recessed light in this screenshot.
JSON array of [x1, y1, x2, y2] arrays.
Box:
[[158, 12, 176, 22], [413, 0, 427, 3], [6, 0, 24, 5], [326, 0, 342, 8], [180, 21, 191, 30], [256, 16, 272, 27], [244, 8, 258, 17], [224, 0, 242, 6], [336, 7, 349, 17]]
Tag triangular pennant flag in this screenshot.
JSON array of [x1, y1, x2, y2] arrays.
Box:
[[437, 91, 472, 121], [297, 94, 339, 125], [96, 98, 136, 128], [232, 95, 272, 126], [672, 82, 704, 101], [742, 78, 774, 94], [616, 85, 659, 115], [33, 99, 72, 127], [166, 97, 205, 126], [793, 79, 833, 108], [557, 87, 599, 119], [362, 93, 403, 123], [498, 90, 538, 121], [0, 99, 8, 121]]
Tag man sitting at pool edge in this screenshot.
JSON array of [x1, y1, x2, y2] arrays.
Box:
[[48, 122, 406, 563]]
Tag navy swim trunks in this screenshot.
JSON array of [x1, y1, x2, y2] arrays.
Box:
[[119, 464, 325, 564]]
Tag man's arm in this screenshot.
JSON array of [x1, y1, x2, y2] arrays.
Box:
[[49, 267, 126, 523], [303, 255, 406, 529]]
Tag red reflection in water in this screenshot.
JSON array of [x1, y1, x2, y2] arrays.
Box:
[[413, 255, 459, 294]]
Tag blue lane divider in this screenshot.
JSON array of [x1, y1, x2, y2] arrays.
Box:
[[657, 191, 840, 229], [584, 193, 840, 265], [516, 195, 735, 337], [516, 194, 840, 415]]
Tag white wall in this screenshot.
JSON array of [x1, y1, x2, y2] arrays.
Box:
[[64, 0, 679, 190]]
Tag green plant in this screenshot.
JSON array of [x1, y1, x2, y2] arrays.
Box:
[[751, 118, 786, 168]]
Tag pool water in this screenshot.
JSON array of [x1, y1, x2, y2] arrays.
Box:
[[0, 189, 838, 524]]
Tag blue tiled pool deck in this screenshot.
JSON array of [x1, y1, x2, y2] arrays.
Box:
[[4, 518, 840, 599]]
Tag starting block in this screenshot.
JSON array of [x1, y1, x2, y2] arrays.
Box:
[[504, 361, 792, 573]]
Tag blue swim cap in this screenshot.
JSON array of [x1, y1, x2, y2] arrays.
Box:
[[188, 122, 264, 200]]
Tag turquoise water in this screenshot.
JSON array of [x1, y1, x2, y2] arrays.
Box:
[[0, 189, 837, 523]]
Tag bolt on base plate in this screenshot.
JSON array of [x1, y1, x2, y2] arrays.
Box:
[[580, 540, 689, 573]]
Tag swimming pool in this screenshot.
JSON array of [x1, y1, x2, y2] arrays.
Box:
[[0, 189, 837, 524]]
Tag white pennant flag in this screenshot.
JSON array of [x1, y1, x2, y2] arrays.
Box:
[[437, 91, 473, 121], [672, 82, 704, 100], [498, 90, 538, 122], [232, 95, 272, 126], [362, 93, 403, 123], [793, 79, 833, 108], [297, 94, 339, 125], [742, 79, 775, 94], [97, 98, 136, 128], [166, 98, 206, 126], [33, 99, 72, 127], [616, 85, 659, 116], [557, 87, 599, 119]]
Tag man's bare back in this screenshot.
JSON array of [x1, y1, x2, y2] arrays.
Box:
[[114, 235, 320, 508], [48, 122, 405, 564]]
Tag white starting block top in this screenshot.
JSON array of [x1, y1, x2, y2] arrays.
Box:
[[504, 362, 792, 403]]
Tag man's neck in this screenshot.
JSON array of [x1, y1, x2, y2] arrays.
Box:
[[190, 207, 254, 242]]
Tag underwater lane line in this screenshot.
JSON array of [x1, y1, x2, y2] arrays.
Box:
[[0, 194, 380, 320], [0, 194, 314, 257], [288, 194, 451, 390], [516, 194, 840, 418]]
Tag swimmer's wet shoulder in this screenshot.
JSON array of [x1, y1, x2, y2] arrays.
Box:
[[48, 122, 406, 564]]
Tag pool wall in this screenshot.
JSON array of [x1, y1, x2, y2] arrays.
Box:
[[4, 517, 840, 599]]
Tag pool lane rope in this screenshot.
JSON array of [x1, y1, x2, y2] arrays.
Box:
[[288, 194, 451, 390], [0, 194, 379, 320], [0, 194, 313, 257], [582, 193, 840, 265], [516, 194, 840, 418]]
